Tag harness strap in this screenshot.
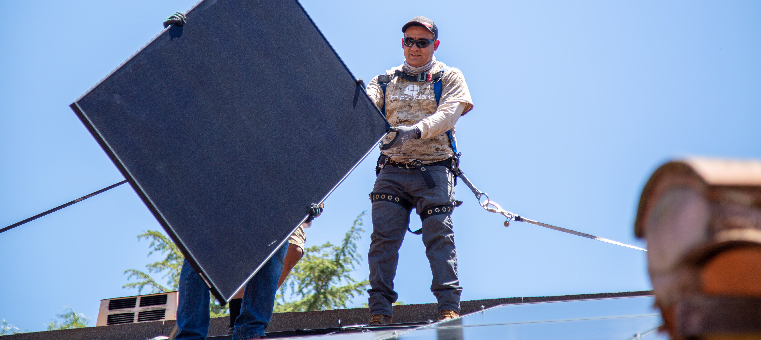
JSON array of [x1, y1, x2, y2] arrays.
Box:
[[377, 74, 393, 117], [375, 154, 389, 176], [369, 192, 422, 234], [415, 201, 463, 234], [377, 70, 446, 117], [416, 161, 436, 189], [432, 70, 458, 154], [369, 192, 413, 210], [375, 154, 458, 189], [419, 201, 463, 223], [393, 69, 445, 83]]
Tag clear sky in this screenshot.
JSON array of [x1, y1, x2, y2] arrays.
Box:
[[2, 0, 760, 333]]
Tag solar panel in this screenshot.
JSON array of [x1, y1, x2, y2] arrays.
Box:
[[71, 0, 387, 303], [406, 296, 667, 340], [277, 296, 667, 340]]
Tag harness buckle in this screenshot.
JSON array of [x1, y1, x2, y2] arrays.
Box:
[[410, 159, 425, 169], [416, 72, 427, 82]]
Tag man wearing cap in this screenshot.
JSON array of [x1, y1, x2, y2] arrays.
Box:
[[365, 16, 474, 325]]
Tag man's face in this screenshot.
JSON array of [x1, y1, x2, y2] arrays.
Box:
[[402, 26, 440, 67]]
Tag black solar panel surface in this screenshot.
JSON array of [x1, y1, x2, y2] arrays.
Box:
[[71, 0, 387, 302]]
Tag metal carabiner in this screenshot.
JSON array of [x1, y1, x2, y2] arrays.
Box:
[[476, 192, 490, 208], [456, 171, 514, 226], [476, 193, 515, 227]]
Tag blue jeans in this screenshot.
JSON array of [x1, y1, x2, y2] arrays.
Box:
[[175, 244, 287, 340]]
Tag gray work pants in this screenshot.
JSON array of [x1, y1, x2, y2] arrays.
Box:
[[368, 165, 462, 317]]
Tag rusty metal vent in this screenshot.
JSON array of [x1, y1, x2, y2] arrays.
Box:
[[108, 297, 137, 310], [106, 312, 134, 325], [137, 309, 166, 322], [139, 294, 168, 307]]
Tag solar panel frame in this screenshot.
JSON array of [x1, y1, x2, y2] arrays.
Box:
[[71, 0, 388, 303]]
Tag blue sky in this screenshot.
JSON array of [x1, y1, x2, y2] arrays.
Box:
[[1, 0, 760, 333]]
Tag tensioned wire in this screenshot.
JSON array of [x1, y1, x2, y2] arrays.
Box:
[[1, 180, 127, 234]]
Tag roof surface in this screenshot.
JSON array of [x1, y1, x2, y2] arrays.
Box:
[[3, 291, 654, 340]]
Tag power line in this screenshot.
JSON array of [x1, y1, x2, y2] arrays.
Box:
[[1, 180, 128, 234]]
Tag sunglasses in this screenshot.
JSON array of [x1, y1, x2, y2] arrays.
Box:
[[403, 37, 435, 48]]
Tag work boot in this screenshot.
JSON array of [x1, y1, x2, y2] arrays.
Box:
[[368, 314, 392, 326], [438, 310, 459, 321]]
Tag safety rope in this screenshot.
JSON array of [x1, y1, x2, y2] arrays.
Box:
[[1, 180, 128, 234], [625, 326, 661, 340], [455, 169, 647, 252]]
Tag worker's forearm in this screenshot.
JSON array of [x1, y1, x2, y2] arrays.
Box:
[[414, 101, 465, 139], [277, 244, 303, 288]]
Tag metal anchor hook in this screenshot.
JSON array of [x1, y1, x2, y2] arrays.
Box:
[[476, 193, 515, 227]]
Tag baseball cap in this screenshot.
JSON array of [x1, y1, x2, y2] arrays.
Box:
[[402, 16, 438, 40]]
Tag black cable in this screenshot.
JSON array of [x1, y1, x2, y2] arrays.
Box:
[[1, 180, 128, 234]]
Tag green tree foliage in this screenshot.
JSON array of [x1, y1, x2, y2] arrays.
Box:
[[123, 230, 183, 293], [0, 319, 24, 336], [275, 212, 369, 312], [46, 307, 89, 331], [124, 230, 227, 317], [126, 211, 369, 316]]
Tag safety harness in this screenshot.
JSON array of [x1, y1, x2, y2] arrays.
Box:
[[376, 69, 457, 154], [375, 68, 458, 179], [371, 68, 462, 234]]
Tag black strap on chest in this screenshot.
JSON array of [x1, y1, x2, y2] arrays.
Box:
[[377, 70, 445, 117]]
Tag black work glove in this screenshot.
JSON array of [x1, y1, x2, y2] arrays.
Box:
[[305, 203, 324, 223], [163, 12, 186, 28], [380, 125, 421, 150]]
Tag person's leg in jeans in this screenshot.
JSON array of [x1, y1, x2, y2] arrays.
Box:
[[175, 259, 210, 340], [229, 238, 304, 335], [368, 167, 412, 319], [233, 243, 287, 339], [416, 166, 461, 315]]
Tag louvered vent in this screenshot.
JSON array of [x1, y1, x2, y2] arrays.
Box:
[[137, 309, 166, 322], [109, 297, 137, 310], [96, 292, 177, 327], [106, 312, 134, 325], [139, 294, 168, 307]]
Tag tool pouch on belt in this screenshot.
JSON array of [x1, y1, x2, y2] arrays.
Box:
[[634, 158, 761, 339]]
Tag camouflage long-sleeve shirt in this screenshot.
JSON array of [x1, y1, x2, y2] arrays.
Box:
[[367, 61, 474, 163]]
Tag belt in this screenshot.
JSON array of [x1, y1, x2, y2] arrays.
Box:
[[381, 156, 455, 189], [385, 157, 454, 169]]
